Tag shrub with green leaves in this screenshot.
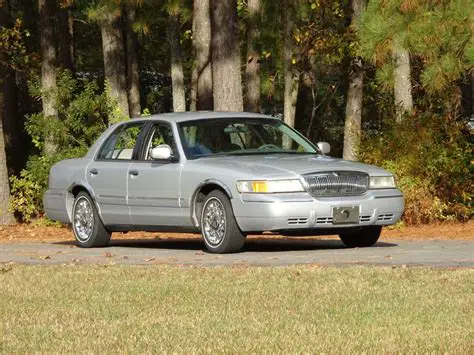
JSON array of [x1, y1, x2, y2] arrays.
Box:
[[10, 71, 110, 221]]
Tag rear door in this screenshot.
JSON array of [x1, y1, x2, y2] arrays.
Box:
[[127, 122, 184, 226], [87, 121, 148, 226]]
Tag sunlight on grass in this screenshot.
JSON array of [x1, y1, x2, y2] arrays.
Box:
[[1, 265, 473, 352]]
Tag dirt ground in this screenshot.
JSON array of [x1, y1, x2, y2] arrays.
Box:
[[0, 221, 472, 244]]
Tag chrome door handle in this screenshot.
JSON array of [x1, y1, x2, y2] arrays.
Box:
[[129, 170, 139, 176], [89, 168, 99, 175]]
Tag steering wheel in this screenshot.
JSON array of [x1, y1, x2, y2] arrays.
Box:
[[258, 144, 280, 150]]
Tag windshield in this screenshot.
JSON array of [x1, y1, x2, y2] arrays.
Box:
[[178, 117, 319, 159]]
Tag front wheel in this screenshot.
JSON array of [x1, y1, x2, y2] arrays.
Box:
[[200, 190, 245, 254], [72, 192, 111, 248], [339, 226, 382, 248]]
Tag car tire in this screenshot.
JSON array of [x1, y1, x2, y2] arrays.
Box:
[[339, 226, 382, 248], [72, 191, 111, 248], [200, 190, 245, 254]]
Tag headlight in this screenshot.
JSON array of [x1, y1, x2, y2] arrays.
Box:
[[370, 176, 396, 189], [236, 179, 304, 193]]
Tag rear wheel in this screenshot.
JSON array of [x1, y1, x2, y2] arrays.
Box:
[[72, 192, 111, 248], [339, 226, 382, 248], [200, 190, 245, 254]]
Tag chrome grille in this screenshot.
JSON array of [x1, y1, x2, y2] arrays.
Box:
[[303, 171, 369, 197]]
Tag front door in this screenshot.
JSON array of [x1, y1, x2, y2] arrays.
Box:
[[127, 122, 183, 226], [87, 121, 147, 226]]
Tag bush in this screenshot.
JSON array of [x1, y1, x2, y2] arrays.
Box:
[[10, 71, 110, 221], [360, 112, 472, 225]]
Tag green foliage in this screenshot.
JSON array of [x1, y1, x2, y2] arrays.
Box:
[[361, 112, 473, 225], [359, 0, 473, 94], [26, 70, 108, 152], [0, 18, 31, 71], [10, 71, 111, 221]]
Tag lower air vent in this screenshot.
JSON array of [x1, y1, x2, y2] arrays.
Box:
[[377, 213, 394, 221], [359, 215, 371, 222], [287, 217, 308, 225], [316, 217, 333, 224]]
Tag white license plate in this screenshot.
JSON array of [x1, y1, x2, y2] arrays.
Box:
[[332, 206, 359, 224]]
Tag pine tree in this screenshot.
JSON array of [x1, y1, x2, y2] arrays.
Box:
[[359, 0, 473, 118], [39, 0, 59, 153], [191, 0, 213, 111], [343, 0, 366, 161], [211, 0, 243, 111]]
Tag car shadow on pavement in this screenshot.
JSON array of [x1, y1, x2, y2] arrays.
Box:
[[55, 237, 398, 252]]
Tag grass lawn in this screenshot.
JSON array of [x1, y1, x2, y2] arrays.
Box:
[[1, 265, 473, 352]]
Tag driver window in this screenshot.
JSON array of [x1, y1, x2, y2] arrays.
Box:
[[146, 124, 177, 160]]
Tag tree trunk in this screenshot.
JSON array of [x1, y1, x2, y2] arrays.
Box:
[[471, 69, 474, 116], [101, 11, 129, 123], [342, 0, 366, 161], [393, 39, 413, 122], [192, 0, 213, 110], [190, 66, 198, 111], [1, 0, 21, 174], [0, 0, 15, 224], [39, 0, 58, 154], [245, 0, 261, 113], [58, 5, 75, 72], [283, 4, 298, 131], [3, 69, 21, 173], [211, 0, 243, 111], [169, 14, 186, 112], [124, 5, 141, 117], [0, 100, 14, 225]]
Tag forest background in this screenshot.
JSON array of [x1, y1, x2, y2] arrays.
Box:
[[0, 0, 472, 226]]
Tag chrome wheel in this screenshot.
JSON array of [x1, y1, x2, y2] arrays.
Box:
[[202, 197, 226, 246], [73, 196, 94, 242]]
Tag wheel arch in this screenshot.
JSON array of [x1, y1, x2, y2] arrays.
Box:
[[67, 181, 102, 222], [190, 179, 233, 228]]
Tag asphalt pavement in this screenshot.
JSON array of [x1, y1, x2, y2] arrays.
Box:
[[0, 237, 472, 267]]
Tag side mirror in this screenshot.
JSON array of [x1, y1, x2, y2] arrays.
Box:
[[317, 142, 331, 155], [150, 144, 173, 160]]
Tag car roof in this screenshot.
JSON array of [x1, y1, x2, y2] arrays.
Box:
[[129, 111, 278, 124]]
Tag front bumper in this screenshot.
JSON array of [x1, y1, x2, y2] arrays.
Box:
[[231, 189, 404, 233]]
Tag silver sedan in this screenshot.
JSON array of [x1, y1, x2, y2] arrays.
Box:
[[43, 112, 404, 253]]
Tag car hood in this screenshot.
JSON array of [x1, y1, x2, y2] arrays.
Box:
[[194, 154, 390, 178]]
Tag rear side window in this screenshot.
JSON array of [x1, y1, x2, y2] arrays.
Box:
[[97, 122, 145, 160]]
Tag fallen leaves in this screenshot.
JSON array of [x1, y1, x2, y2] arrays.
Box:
[[0, 263, 13, 273]]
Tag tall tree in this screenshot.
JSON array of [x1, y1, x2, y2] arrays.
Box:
[[0, 93, 13, 224], [283, 1, 298, 129], [1, 0, 21, 173], [58, 3, 75, 72], [210, 0, 243, 111], [245, 0, 261, 112], [393, 38, 413, 122], [343, 0, 366, 161], [39, 0, 58, 154], [124, 4, 141, 117], [168, 12, 186, 112], [0, 0, 14, 224], [191, 0, 213, 111], [95, 3, 130, 121]]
